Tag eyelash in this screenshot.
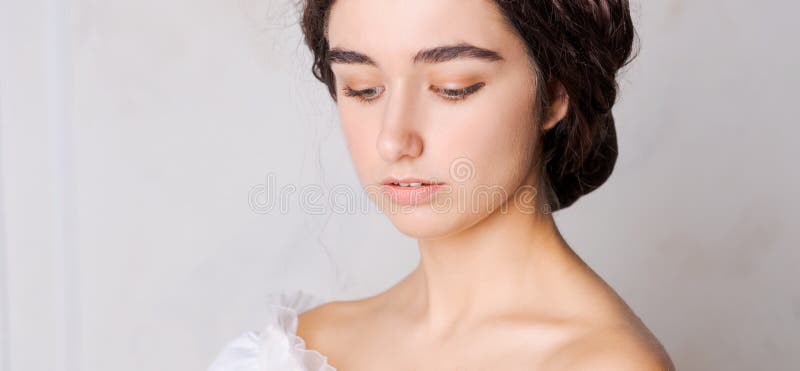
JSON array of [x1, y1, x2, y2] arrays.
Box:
[[342, 82, 486, 104]]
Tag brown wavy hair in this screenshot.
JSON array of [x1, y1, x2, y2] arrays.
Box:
[[298, 0, 639, 212]]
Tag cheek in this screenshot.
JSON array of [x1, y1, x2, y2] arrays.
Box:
[[438, 84, 538, 188], [338, 106, 380, 183]]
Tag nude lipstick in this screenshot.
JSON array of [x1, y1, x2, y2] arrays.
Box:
[[380, 176, 445, 206]]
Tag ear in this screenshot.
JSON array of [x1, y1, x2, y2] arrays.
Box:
[[541, 80, 569, 131]]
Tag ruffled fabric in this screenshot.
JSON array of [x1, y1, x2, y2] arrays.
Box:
[[208, 290, 337, 371]]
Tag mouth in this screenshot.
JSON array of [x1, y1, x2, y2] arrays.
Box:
[[381, 177, 445, 187], [380, 177, 446, 206]]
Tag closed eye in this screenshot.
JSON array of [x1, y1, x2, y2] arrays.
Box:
[[430, 82, 486, 103], [342, 82, 486, 104], [342, 86, 384, 104]]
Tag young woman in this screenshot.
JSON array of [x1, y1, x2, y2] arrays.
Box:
[[210, 0, 675, 370]]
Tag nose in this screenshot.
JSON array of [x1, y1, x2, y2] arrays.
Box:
[[376, 85, 424, 163]]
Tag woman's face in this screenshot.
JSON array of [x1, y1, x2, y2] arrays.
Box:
[[327, 0, 544, 239]]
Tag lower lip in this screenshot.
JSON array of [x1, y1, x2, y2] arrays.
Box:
[[381, 184, 444, 206]]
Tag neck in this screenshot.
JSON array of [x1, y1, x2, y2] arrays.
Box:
[[404, 182, 580, 337]]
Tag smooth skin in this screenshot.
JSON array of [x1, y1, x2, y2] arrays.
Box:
[[297, 0, 675, 370]]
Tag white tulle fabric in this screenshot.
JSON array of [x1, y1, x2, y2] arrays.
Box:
[[208, 290, 336, 371]]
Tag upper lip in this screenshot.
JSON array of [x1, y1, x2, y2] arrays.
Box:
[[381, 176, 445, 185]]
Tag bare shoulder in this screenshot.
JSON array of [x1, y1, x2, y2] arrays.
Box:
[[296, 300, 345, 344], [296, 295, 377, 350], [541, 322, 675, 371]]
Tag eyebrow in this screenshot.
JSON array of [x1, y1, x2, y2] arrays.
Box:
[[327, 42, 504, 67]]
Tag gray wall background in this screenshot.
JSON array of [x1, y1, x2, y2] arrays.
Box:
[[1, 0, 798, 370]]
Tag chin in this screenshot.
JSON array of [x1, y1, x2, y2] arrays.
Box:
[[382, 204, 482, 240]]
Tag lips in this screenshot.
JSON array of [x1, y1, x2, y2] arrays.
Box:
[[381, 176, 445, 186], [380, 176, 446, 206]]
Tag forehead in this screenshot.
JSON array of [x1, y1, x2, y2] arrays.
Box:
[[327, 0, 522, 67]]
